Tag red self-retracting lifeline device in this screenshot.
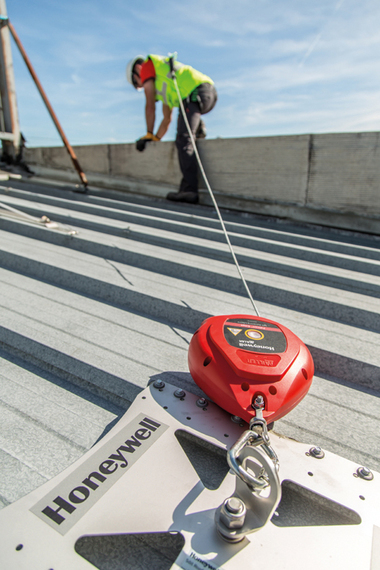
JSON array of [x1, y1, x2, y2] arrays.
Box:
[[169, 59, 314, 426], [188, 314, 314, 424]]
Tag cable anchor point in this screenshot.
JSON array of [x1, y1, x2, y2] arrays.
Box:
[[215, 397, 281, 541]]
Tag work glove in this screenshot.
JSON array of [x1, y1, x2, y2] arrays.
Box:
[[136, 132, 160, 152]]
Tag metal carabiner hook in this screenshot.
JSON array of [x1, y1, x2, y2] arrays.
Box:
[[227, 429, 271, 490]]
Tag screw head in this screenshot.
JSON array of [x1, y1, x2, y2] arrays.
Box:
[[220, 497, 246, 529], [309, 446, 325, 459], [174, 389, 185, 398], [253, 395, 265, 409], [196, 398, 208, 408], [153, 380, 165, 389], [356, 466, 374, 481], [231, 415, 243, 424]]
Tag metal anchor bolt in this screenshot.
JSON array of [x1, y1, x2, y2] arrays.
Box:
[[309, 446, 325, 459], [220, 497, 246, 530], [253, 395, 265, 409], [196, 398, 208, 408], [226, 497, 244, 514], [174, 389, 186, 398], [153, 379, 165, 389], [231, 415, 243, 424], [356, 466, 374, 481]]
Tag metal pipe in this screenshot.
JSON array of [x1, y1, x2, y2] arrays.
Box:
[[0, 5, 21, 159], [7, 20, 88, 189]]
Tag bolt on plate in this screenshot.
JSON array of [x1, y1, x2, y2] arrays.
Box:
[[231, 415, 243, 424], [308, 446, 325, 459], [219, 497, 247, 533], [356, 466, 374, 481], [253, 395, 265, 409]]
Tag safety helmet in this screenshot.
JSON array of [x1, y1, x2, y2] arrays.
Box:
[[126, 55, 145, 89]]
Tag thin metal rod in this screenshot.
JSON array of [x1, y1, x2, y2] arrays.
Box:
[[7, 20, 88, 188], [172, 69, 260, 316]]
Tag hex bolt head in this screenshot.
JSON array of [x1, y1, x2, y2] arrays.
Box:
[[309, 446, 325, 459], [356, 466, 374, 481], [220, 497, 246, 529], [153, 380, 165, 390], [231, 415, 243, 424], [196, 398, 208, 408], [174, 389, 185, 398], [253, 395, 265, 409]]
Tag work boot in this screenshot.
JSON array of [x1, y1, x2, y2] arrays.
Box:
[[196, 119, 207, 139], [166, 190, 199, 204]]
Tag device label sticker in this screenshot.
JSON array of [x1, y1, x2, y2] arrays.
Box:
[[30, 414, 168, 535], [224, 318, 287, 353], [178, 550, 223, 570], [226, 327, 242, 336]]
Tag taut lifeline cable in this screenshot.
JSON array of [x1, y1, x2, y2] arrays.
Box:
[[169, 54, 260, 317]]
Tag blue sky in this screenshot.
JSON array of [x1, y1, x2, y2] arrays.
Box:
[[5, 0, 380, 147]]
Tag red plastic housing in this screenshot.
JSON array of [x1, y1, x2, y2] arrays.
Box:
[[188, 314, 314, 424]]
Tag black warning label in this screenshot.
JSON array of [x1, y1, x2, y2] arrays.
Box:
[[224, 318, 287, 354]]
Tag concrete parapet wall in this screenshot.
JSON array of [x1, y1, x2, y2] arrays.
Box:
[[24, 132, 380, 234], [307, 132, 380, 214]]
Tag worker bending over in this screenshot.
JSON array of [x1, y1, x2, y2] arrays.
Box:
[[126, 54, 217, 204]]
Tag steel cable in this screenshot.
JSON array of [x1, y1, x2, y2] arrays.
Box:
[[171, 61, 260, 316]]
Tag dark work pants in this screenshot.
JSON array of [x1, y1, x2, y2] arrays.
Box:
[[175, 83, 217, 194]]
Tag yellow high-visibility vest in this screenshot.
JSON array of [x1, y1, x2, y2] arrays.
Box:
[[146, 54, 213, 109]]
